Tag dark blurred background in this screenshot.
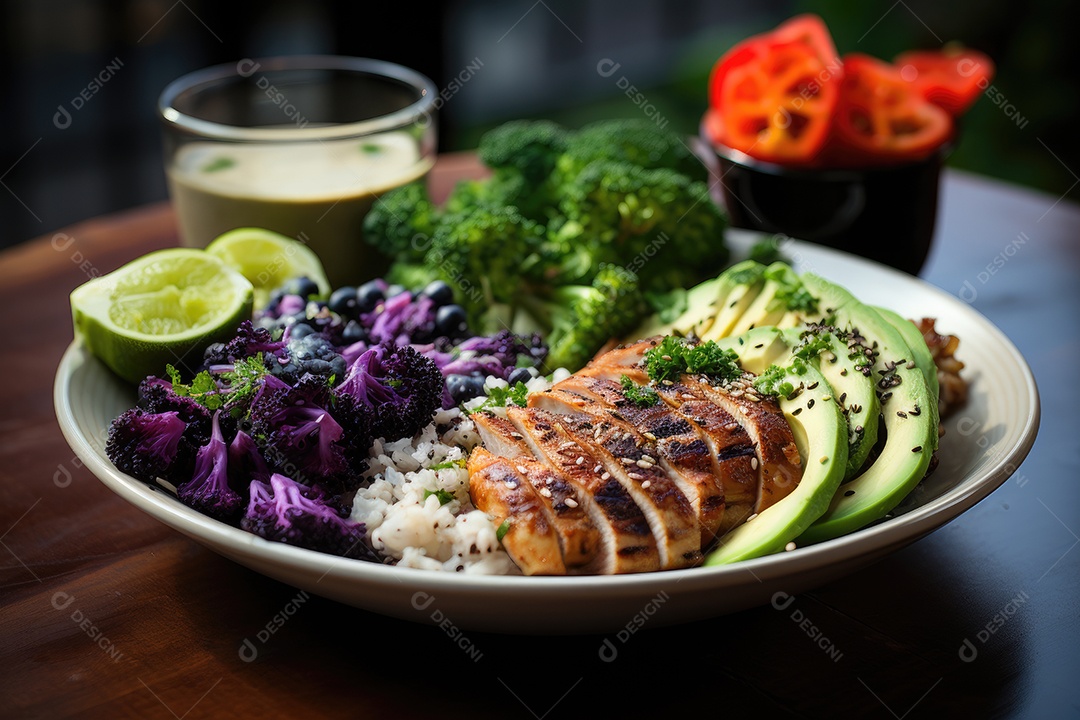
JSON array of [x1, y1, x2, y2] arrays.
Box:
[[1, 0, 1073, 249]]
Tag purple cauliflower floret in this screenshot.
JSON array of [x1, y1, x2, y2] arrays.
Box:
[[249, 374, 355, 488], [137, 376, 212, 428], [240, 473, 378, 559], [228, 429, 272, 487], [176, 410, 244, 522], [106, 409, 196, 485], [452, 330, 548, 374], [201, 320, 288, 370], [365, 293, 437, 346], [333, 344, 443, 441]]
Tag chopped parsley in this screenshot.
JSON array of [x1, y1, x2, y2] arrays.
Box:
[[620, 375, 659, 407], [201, 156, 235, 173], [763, 265, 819, 314], [643, 336, 742, 384], [753, 364, 793, 398], [793, 334, 832, 363], [168, 355, 269, 415], [430, 458, 467, 471], [167, 364, 224, 410], [423, 488, 456, 505], [465, 381, 530, 415]]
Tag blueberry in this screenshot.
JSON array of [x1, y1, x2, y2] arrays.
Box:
[[342, 319, 366, 344], [446, 374, 487, 403], [356, 281, 385, 313], [284, 276, 320, 299], [507, 367, 535, 386], [289, 323, 318, 340], [435, 304, 468, 338], [385, 284, 408, 299], [420, 280, 454, 307], [328, 286, 360, 317], [265, 289, 285, 313]]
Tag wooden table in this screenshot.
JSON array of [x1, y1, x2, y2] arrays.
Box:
[[2, 154, 1077, 719]]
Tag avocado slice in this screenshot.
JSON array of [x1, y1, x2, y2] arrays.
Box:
[[796, 274, 937, 544], [784, 326, 881, 479], [699, 261, 768, 341], [630, 275, 723, 340], [704, 328, 849, 564], [873, 306, 940, 418]]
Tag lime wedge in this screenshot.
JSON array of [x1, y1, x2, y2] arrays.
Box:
[[205, 228, 331, 309], [71, 248, 254, 383]]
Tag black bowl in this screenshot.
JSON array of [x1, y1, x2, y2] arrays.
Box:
[[705, 139, 950, 275]]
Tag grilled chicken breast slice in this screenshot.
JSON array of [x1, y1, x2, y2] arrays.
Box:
[[506, 407, 660, 574], [468, 448, 566, 575], [532, 379, 726, 546], [578, 365, 760, 533], [471, 412, 600, 568], [545, 411, 702, 569]]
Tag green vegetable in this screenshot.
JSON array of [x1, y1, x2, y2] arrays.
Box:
[[362, 182, 442, 264], [555, 118, 708, 184], [620, 374, 659, 407], [423, 489, 456, 505], [466, 381, 532, 415], [430, 458, 467, 471], [496, 518, 511, 542], [201, 157, 235, 173], [643, 336, 742, 384], [748, 236, 789, 265]]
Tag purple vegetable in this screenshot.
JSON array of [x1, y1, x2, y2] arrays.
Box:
[[105, 409, 194, 485], [334, 344, 443, 441], [177, 410, 243, 522]]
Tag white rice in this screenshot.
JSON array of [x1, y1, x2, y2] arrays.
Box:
[[350, 369, 565, 574]]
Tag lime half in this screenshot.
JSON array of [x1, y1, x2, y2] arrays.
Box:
[[71, 248, 254, 383], [205, 228, 331, 309]]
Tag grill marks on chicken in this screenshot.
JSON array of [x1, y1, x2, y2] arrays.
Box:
[[466, 338, 804, 575]]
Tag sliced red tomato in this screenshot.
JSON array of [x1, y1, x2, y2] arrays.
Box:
[[830, 53, 953, 163], [710, 38, 841, 164], [895, 46, 994, 115]]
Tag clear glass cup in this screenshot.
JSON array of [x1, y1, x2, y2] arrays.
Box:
[[158, 56, 438, 286]]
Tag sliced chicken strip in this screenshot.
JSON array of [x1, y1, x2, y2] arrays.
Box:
[[468, 448, 566, 575], [579, 365, 759, 533], [677, 375, 802, 512], [471, 412, 600, 568], [531, 379, 726, 546], [544, 411, 702, 569], [507, 406, 660, 574]]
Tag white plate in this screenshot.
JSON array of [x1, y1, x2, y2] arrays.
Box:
[[54, 231, 1040, 634]]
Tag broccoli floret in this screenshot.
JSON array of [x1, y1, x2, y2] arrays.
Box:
[[333, 344, 443, 441], [478, 119, 568, 184], [363, 182, 442, 263], [427, 206, 545, 328], [249, 374, 353, 487], [106, 409, 197, 485], [240, 474, 377, 559], [557, 118, 709, 184], [177, 410, 243, 522], [552, 161, 728, 289], [540, 264, 650, 371]]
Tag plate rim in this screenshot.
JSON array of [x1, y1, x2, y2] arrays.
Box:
[[53, 234, 1042, 596]]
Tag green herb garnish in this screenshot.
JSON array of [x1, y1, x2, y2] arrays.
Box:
[[643, 336, 742, 384], [430, 458, 467, 471], [201, 157, 236, 173], [496, 518, 511, 542], [748, 236, 789, 265], [423, 489, 456, 505], [753, 364, 793, 398], [620, 374, 659, 407], [360, 142, 382, 154], [465, 381, 530, 415], [167, 364, 224, 410]]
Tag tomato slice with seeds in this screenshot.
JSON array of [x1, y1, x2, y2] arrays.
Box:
[[711, 38, 840, 164], [831, 53, 953, 163], [894, 46, 994, 115]]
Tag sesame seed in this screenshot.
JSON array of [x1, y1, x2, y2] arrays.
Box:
[[907, 360, 916, 369], [575, 456, 584, 465], [641, 480, 652, 489], [897, 411, 908, 418], [510, 432, 524, 439], [912, 446, 923, 453], [844, 490, 855, 497], [821, 395, 831, 402], [628, 472, 645, 480], [785, 542, 796, 552], [539, 487, 552, 498], [681, 393, 696, 400], [792, 407, 803, 416], [643, 432, 657, 441], [840, 368, 848, 376], [601, 472, 611, 480], [807, 399, 815, 409], [819, 456, 828, 464], [746, 513, 758, 522], [839, 393, 847, 404], [593, 464, 603, 473], [636, 459, 653, 469], [747, 393, 761, 402], [564, 497, 579, 508], [516, 465, 527, 474], [807, 381, 819, 390], [662, 354, 673, 361], [504, 480, 516, 489], [663, 380, 674, 386], [751, 457, 759, 470], [620, 457, 635, 465], [642, 455, 656, 464]]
